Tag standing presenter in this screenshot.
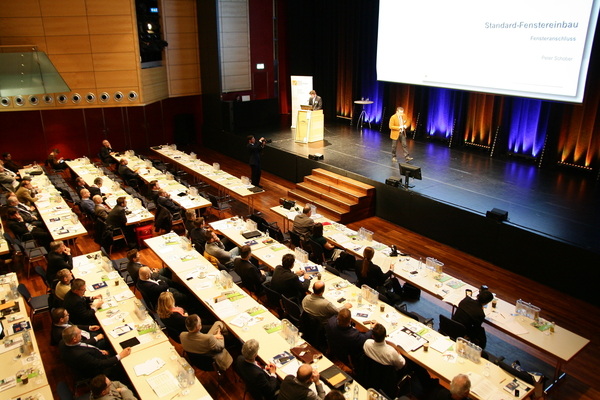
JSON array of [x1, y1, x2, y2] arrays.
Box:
[[247, 135, 266, 188], [389, 106, 413, 162], [308, 90, 323, 110]]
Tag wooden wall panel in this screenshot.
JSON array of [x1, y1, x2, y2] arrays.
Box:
[[89, 34, 135, 54], [0, 37, 47, 51], [42, 17, 90, 36], [162, 0, 196, 16], [95, 71, 138, 88], [168, 64, 200, 80], [50, 54, 94, 72], [92, 53, 137, 71], [166, 49, 199, 66], [0, 18, 44, 37], [87, 16, 134, 35], [165, 32, 198, 49], [85, 0, 132, 16], [169, 79, 201, 96], [45, 35, 92, 54], [39, 0, 86, 17], [164, 17, 198, 33], [0, 1, 42, 17], [60, 72, 96, 89]]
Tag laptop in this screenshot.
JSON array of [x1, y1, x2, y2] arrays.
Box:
[[242, 231, 262, 239]]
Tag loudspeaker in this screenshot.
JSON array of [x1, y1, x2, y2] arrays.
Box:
[[486, 208, 508, 222], [308, 153, 323, 160], [386, 177, 401, 187]]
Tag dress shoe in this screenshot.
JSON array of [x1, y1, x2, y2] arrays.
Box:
[[405, 156, 414, 162]]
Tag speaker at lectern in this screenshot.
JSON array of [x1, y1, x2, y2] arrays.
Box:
[[295, 109, 324, 143]]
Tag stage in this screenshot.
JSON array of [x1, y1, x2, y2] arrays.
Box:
[[204, 118, 600, 305]]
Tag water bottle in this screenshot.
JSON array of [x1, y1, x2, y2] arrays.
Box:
[[353, 384, 359, 400], [357, 293, 362, 306]]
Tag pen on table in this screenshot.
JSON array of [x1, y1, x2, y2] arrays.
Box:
[[499, 378, 506, 384]]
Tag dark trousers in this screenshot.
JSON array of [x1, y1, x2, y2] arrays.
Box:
[[250, 164, 261, 186]]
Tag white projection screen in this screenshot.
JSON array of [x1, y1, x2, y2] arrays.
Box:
[[376, 0, 600, 103]]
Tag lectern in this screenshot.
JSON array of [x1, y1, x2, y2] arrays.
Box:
[[295, 109, 324, 143]]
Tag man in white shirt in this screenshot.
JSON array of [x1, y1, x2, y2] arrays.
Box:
[[363, 323, 405, 370]]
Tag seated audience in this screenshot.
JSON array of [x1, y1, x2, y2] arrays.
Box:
[[80, 188, 95, 216], [156, 189, 182, 215], [180, 314, 233, 371], [452, 290, 494, 349], [149, 180, 161, 202], [325, 308, 372, 366], [47, 148, 68, 170], [59, 326, 130, 380], [363, 323, 405, 370], [278, 363, 325, 400], [54, 268, 74, 301], [136, 266, 190, 310], [126, 249, 170, 284], [89, 177, 105, 197], [157, 291, 188, 342], [311, 223, 336, 260], [302, 280, 351, 324], [2, 152, 23, 173], [46, 240, 73, 285], [94, 195, 109, 221], [74, 176, 87, 195], [292, 205, 314, 241], [117, 158, 140, 184], [234, 245, 267, 294], [6, 196, 43, 227], [235, 339, 280, 400], [270, 253, 310, 301], [15, 180, 38, 206], [0, 164, 18, 192], [434, 374, 471, 400], [324, 391, 345, 400], [5, 208, 52, 250], [189, 217, 208, 252], [356, 246, 402, 304], [63, 278, 104, 325], [50, 307, 105, 348], [90, 374, 137, 400], [204, 230, 239, 265], [99, 140, 116, 166]]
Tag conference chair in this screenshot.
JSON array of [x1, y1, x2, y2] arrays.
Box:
[[396, 304, 434, 328], [281, 294, 302, 328], [438, 314, 467, 341], [17, 283, 50, 321], [287, 230, 302, 249], [208, 193, 232, 219], [261, 282, 283, 318]]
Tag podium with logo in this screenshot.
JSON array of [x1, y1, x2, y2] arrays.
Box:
[[295, 109, 324, 143]]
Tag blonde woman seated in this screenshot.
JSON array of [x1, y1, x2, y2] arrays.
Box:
[[157, 291, 188, 343]]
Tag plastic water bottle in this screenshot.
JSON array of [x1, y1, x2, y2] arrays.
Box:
[[353, 384, 359, 400]]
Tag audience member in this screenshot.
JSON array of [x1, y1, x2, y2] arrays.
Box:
[[452, 290, 494, 349], [189, 217, 207, 252], [180, 314, 233, 371], [270, 253, 310, 301], [156, 190, 182, 215], [149, 180, 161, 202], [5, 208, 52, 249], [46, 240, 73, 285], [136, 266, 189, 310], [99, 140, 116, 166], [89, 177, 104, 197], [311, 223, 336, 259], [15, 180, 37, 206], [363, 323, 405, 370], [117, 158, 140, 184], [54, 268, 74, 301], [74, 176, 87, 194], [434, 374, 471, 400], [235, 339, 280, 400], [63, 278, 104, 325], [50, 307, 105, 348], [277, 363, 325, 400], [157, 291, 188, 342], [0, 164, 18, 192], [204, 230, 239, 265], [126, 249, 169, 284], [302, 280, 351, 324], [59, 326, 130, 380], [325, 308, 372, 365], [80, 188, 95, 216], [234, 245, 267, 294], [292, 205, 314, 241], [90, 374, 137, 400], [2, 152, 23, 173], [47, 148, 68, 170], [6, 196, 43, 227], [324, 391, 345, 400], [94, 195, 109, 221], [356, 246, 402, 304]]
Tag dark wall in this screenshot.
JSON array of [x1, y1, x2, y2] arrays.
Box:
[[0, 96, 203, 163]]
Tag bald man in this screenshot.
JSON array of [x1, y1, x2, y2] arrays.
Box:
[[278, 363, 325, 400], [302, 280, 351, 324]]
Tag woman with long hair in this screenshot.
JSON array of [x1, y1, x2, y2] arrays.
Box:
[[356, 247, 402, 304], [157, 291, 188, 342]]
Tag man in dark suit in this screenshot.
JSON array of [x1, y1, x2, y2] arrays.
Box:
[[156, 190, 182, 215], [88, 177, 104, 198], [234, 245, 266, 294], [117, 158, 141, 185], [270, 253, 310, 301], [278, 363, 325, 400], [93, 195, 109, 221], [105, 196, 127, 229], [136, 266, 190, 310], [325, 308, 372, 366], [63, 278, 104, 325], [452, 290, 494, 349], [5, 208, 52, 250], [50, 307, 107, 349], [247, 135, 266, 187], [6, 196, 43, 227], [126, 249, 170, 284], [308, 90, 323, 110], [99, 140, 115, 166], [59, 325, 130, 380], [46, 240, 73, 285], [235, 339, 280, 400]]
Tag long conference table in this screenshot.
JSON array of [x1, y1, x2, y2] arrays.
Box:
[[0, 272, 53, 400], [108, 151, 211, 214], [150, 145, 264, 213], [270, 204, 590, 390], [19, 166, 88, 247], [66, 159, 154, 226], [144, 232, 372, 399], [71, 251, 212, 400], [203, 219, 534, 399]]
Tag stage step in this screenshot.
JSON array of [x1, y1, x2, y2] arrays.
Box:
[[287, 168, 374, 224]]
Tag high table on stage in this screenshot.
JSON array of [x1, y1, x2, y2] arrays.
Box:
[[354, 99, 374, 128], [295, 109, 324, 143]]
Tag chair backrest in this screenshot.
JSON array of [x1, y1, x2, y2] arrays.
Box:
[[56, 381, 75, 400], [288, 230, 302, 248], [137, 284, 157, 312], [324, 265, 341, 276], [300, 311, 327, 351], [185, 350, 216, 372], [17, 283, 32, 302], [34, 266, 50, 289], [262, 282, 282, 310], [439, 314, 467, 341], [281, 295, 302, 327], [266, 224, 284, 242], [358, 354, 398, 398], [396, 304, 434, 327], [308, 239, 326, 264]]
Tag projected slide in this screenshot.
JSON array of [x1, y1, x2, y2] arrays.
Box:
[[377, 0, 599, 102]]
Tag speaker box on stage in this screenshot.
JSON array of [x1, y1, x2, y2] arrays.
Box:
[[308, 153, 323, 160], [486, 208, 508, 222], [386, 177, 401, 187]]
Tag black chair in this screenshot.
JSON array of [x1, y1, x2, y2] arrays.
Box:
[[265, 223, 285, 243], [154, 205, 173, 233], [56, 380, 90, 400], [324, 265, 341, 276], [396, 304, 434, 328], [438, 314, 467, 341], [17, 283, 50, 320], [300, 311, 327, 352], [307, 239, 327, 265], [208, 193, 232, 219], [248, 213, 269, 232], [14, 235, 47, 279], [261, 282, 283, 318], [358, 354, 401, 399], [281, 295, 302, 328], [288, 230, 302, 249], [34, 265, 51, 291], [185, 350, 222, 380]]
